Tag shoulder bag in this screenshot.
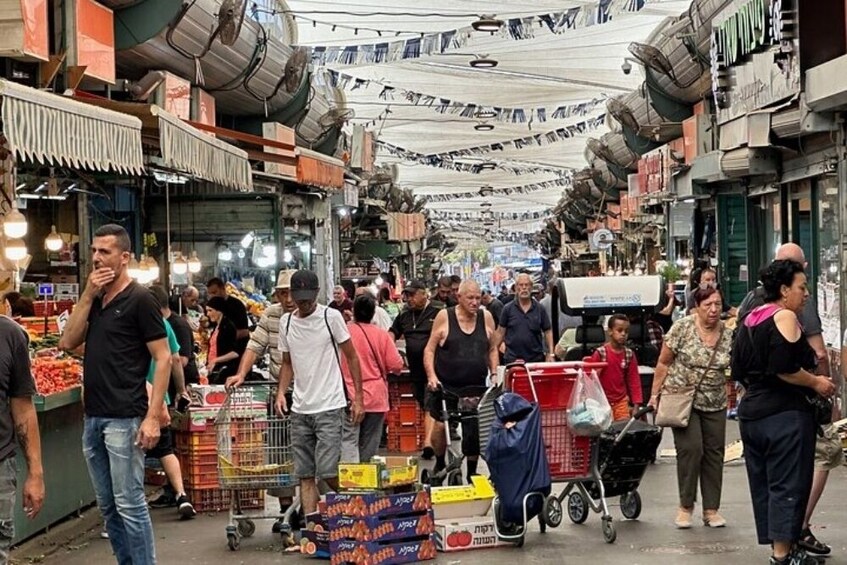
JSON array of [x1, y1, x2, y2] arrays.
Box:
[[355, 322, 387, 379], [655, 324, 723, 428]]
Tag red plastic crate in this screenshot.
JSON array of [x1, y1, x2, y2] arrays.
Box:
[[174, 428, 217, 452], [185, 487, 265, 513], [176, 453, 219, 488], [541, 409, 591, 480], [387, 429, 421, 454]]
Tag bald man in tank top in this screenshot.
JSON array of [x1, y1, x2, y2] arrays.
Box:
[[423, 280, 498, 483]]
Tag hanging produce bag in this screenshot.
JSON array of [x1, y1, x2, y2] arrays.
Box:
[[567, 369, 612, 436]]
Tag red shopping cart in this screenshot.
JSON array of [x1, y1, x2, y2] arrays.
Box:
[[505, 361, 622, 543]]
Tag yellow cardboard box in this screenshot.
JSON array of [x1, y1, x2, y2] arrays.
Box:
[[339, 456, 418, 491]]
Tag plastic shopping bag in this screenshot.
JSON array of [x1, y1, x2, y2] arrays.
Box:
[[567, 369, 612, 436]]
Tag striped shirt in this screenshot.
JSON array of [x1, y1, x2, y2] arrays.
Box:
[[246, 303, 285, 379]]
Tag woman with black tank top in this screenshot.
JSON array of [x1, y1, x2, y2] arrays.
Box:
[[731, 260, 836, 565], [424, 281, 497, 483]]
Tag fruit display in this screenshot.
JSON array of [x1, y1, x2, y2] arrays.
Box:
[[225, 282, 269, 317], [32, 352, 82, 396]]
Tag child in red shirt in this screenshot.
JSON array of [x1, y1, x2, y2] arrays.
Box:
[[588, 314, 643, 420]]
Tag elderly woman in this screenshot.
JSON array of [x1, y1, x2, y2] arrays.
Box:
[[205, 296, 240, 384], [731, 260, 836, 565], [650, 286, 733, 529], [340, 294, 404, 462]]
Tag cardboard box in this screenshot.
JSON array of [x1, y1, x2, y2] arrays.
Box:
[[300, 510, 330, 559], [338, 456, 418, 491], [329, 511, 434, 543], [430, 476, 495, 520], [434, 516, 509, 552], [187, 384, 270, 408], [326, 490, 431, 520], [170, 407, 218, 431], [329, 536, 436, 565]]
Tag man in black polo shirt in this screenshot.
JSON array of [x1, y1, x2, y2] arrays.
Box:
[[495, 273, 555, 364], [390, 280, 441, 459], [207, 277, 250, 354], [60, 224, 171, 565]]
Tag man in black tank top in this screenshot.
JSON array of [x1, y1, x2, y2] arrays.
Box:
[[424, 280, 498, 482]]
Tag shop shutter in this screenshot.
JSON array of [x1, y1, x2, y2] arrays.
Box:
[[148, 197, 276, 240], [717, 194, 749, 306]]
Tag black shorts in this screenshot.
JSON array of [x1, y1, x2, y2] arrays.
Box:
[[426, 387, 481, 457], [147, 427, 174, 459], [412, 379, 427, 410]]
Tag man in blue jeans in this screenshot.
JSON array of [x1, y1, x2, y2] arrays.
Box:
[[60, 224, 171, 565]]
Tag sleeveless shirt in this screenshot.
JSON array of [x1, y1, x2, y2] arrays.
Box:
[[434, 307, 489, 388]]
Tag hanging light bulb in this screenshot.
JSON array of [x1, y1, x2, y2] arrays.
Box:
[[172, 253, 189, 275], [283, 249, 293, 263], [262, 243, 276, 257], [146, 256, 160, 282], [4, 238, 27, 261], [44, 225, 63, 252], [3, 207, 27, 238], [187, 250, 202, 274], [128, 254, 142, 280], [218, 246, 233, 262]]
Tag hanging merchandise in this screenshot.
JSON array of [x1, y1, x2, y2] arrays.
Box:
[[430, 209, 552, 221], [304, 1, 647, 66]]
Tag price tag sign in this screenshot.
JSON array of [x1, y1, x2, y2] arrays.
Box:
[[37, 283, 54, 297], [56, 310, 69, 335]]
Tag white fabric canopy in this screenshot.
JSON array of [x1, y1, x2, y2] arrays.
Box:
[[289, 0, 691, 240], [0, 79, 144, 175]]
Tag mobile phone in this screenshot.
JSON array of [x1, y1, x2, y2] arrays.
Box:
[[176, 396, 191, 413]]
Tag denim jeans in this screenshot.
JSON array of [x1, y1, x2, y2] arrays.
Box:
[[0, 457, 16, 565], [83, 417, 156, 565]]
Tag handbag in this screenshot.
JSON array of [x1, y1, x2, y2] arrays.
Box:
[[655, 325, 724, 428]]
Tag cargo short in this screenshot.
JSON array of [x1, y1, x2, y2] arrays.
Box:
[[291, 408, 345, 480], [814, 424, 844, 471]]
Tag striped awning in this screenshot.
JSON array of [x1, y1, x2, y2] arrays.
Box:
[[0, 79, 144, 174], [152, 107, 253, 192]]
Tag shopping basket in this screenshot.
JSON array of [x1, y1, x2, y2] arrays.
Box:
[[505, 361, 622, 544], [216, 383, 297, 550]]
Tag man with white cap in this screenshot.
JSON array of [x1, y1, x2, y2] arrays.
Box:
[[227, 270, 297, 533]]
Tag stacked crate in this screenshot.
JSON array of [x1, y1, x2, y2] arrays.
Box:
[[172, 414, 265, 513], [386, 375, 425, 453]]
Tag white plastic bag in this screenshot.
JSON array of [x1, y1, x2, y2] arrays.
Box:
[[567, 369, 612, 436]]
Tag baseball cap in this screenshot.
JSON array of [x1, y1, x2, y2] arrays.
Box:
[[275, 270, 295, 290], [290, 270, 319, 301], [403, 280, 427, 294]]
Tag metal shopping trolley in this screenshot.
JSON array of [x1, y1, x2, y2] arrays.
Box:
[[216, 383, 297, 551], [505, 361, 657, 544]]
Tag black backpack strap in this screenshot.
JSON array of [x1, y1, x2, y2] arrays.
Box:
[[324, 308, 350, 404]]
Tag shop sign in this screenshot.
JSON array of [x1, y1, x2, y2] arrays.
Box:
[[711, 0, 799, 122]]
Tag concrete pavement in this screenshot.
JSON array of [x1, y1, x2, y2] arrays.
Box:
[[12, 423, 847, 564]]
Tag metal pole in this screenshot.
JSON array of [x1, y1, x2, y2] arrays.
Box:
[[165, 183, 172, 289]]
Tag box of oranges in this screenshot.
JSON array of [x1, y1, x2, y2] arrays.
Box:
[[326, 489, 431, 520], [300, 508, 330, 559], [329, 511, 434, 543], [329, 537, 437, 565]]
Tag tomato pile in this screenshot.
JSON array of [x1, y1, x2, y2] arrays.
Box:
[[32, 354, 83, 396]]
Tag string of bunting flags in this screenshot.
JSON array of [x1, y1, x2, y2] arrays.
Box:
[[376, 141, 569, 176], [324, 69, 605, 126], [433, 220, 540, 246], [422, 177, 571, 203], [304, 0, 646, 66], [378, 113, 605, 160], [430, 209, 552, 221]]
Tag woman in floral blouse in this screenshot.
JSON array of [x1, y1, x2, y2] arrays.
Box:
[[650, 286, 733, 529]]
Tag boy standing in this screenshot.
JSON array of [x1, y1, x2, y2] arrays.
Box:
[[588, 314, 643, 420]]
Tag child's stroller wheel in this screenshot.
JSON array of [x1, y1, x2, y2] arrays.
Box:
[[620, 491, 642, 520], [567, 492, 589, 524], [602, 516, 617, 544], [515, 535, 525, 548], [538, 514, 546, 533], [420, 468, 431, 486], [448, 472, 463, 486], [543, 495, 563, 528]]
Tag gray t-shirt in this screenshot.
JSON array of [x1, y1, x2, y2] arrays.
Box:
[[0, 316, 36, 461], [737, 287, 822, 336]]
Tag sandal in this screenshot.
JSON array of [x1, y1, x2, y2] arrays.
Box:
[[798, 528, 831, 556]]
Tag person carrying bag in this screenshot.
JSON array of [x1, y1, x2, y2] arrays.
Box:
[[649, 287, 733, 529]]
